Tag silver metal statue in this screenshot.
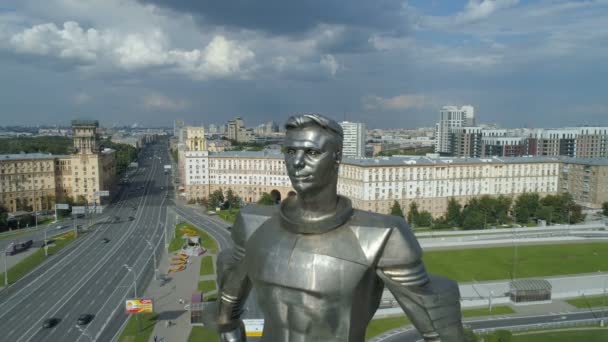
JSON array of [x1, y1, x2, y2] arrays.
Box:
[[215, 114, 464, 342]]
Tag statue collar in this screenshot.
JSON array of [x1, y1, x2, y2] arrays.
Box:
[[279, 195, 354, 234]]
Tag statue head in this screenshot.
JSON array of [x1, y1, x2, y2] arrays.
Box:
[[283, 114, 343, 196]]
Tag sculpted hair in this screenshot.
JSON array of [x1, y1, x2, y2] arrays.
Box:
[[284, 114, 343, 139]]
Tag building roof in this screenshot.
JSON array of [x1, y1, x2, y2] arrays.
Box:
[[560, 157, 608, 166], [510, 279, 552, 292], [342, 155, 562, 167], [0, 153, 57, 161]]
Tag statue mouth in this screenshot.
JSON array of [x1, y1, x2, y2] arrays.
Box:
[[292, 175, 313, 181]]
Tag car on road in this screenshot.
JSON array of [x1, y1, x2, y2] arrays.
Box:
[[101, 238, 110, 243], [207, 211, 217, 215], [42, 318, 59, 329], [76, 314, 93, 325], [55, 225, 65, 230], [128, 216, 135, 221]]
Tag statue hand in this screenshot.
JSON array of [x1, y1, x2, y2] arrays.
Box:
[[219, 320, 246, 342]]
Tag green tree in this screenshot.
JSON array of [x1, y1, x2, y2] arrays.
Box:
[[258, 192, 275, 206], [407, 202, 419, 226], [225, 188, 241, 209], [535, 206, 553, 224], [514, 193, 540, 224], [390, 200, 404, 218], [462, 209, 486, 230], [569, 203, 585, 223], [75, 195, 87, 206], [494, 195, 512, 224], [415, 211, 433, 227], [603, 202, 608, 216], [208, 189, 224, 209], [0, 205, 8, 229], [446, 198, 462, 226]]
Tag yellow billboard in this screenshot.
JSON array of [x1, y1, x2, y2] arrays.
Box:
[[125, 298, 154, 314]]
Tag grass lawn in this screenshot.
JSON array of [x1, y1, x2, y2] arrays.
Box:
[[423, 242, 608, 282], [218, 209, 238, 224], [188, 326, 219, 342], [364, 305, 514, 340], [198, 279, 217, 293], [200, 256, 214, 276], [0, 231, 78, 285], [169, 222, 219, 254], [513, 328, 608, 341], [118, 312, 159, 342], [0, 229, 33, 241], [566, 295, 608, 309]]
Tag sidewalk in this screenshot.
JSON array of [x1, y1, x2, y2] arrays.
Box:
[[145, 247, 216, 342]]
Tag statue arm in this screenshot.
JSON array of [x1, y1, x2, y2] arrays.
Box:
[[216, 213, 252, 341], [376, 220, 464, 342]]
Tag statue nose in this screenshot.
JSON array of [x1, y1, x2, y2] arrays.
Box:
[[294, 151, 305, 168]]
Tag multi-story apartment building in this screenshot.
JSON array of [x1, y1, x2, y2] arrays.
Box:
[[560, 158, 608, 209], [528, 129, 577, 157], [1, 120, 116, 212], [0, 154, 58, 212], [180, 150, 588, 217], [227, 117, 251, 142], [207, 151, 293, 204], [340, 121, 366, 158], [481, 137, 527, 157], [55, 120, 116, 205], [339, 156, 560, 217], [450, 127, 483, 158], [435, 105, 475, 154], [571, 127, 608, 158]]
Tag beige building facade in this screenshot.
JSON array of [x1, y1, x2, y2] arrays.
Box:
[[181, 151, 602, 217], [0, 154, 58, 213], [0, 120, 116, 213], [560, 159, 608, 209]]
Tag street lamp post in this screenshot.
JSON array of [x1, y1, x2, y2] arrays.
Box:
[[124, 262, 141, 332], [44, 228, 48, 257], [145, 239, 158, 280], [4, 243, 14, 286]]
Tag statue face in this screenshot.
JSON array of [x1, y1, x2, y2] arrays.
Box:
[[284, 126, 341, 195]]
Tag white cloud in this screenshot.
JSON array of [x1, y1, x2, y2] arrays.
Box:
[[142, 93, 188, 111], [5, 21, 255, 80], [459, 0, 520, 23], [320, 54, 340, 76], [364, 94, 434, 111]]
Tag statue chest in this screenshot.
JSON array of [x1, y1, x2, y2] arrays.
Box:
[[245, 218, 375, 299]]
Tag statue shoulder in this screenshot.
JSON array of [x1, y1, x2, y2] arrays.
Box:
[[231, 204, 278, 247], [349, 210, 422, 267]]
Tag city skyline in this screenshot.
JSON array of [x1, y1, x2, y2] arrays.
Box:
[[1, 1, 608, 128]]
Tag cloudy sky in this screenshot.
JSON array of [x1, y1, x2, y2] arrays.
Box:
[[1, 0, 607, 128]]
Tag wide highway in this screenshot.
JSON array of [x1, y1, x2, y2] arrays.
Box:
[[374, 309, 608, 342], [0, 141, 170, 342]]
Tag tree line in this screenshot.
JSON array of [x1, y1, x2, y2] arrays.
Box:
[[391, 192, 586, 230], [99, 139, 139, 177], [0, 136, 73, 155]]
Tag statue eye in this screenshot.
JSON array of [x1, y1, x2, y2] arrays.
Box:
[[307, 149, 320, 156], [286, 148, 296, 155]]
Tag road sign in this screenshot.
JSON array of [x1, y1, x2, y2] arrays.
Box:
[[72, 206, 86, 214], [95, 190, 110, 197], [55, 203, 69, 210], [126, 299, 154, 314]]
